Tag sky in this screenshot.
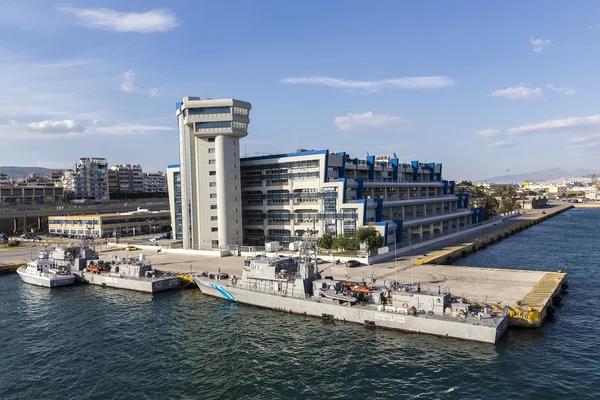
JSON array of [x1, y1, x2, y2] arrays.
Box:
[[1, 1, 600, 180]]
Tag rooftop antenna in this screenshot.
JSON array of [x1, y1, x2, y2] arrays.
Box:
[[393, 152, 398, 159]]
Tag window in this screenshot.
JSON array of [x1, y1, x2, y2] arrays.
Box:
[[208, 148, 215, 153], [207, 137, 215, 142], [210, 193, 217, 198], [195, 121, 231, 132], [209, 160, 216, 165], [209, 182, 216, 187], [211, 227, 218, 232], [209, 171, 216, 176], [234, 152, 236, 156], [210, 205, 217, 209], [211, 216, 218, 221]]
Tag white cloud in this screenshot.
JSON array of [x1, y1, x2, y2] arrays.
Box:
[[16, 120, 86, 134], [121, 69, 160, 97], [334, 112, 413, 131], [491, 84, 543, 99], [281, 76, 454, 92], [57, 5, 178, 33], [530, 37, 551, 52], [0, 119, 173, 140], [568, 133, 600, 143], [474, 128, 501, 137], [488, 141, 515, 148], [546, 84, 577, 95], [507, 115, 600, 135]]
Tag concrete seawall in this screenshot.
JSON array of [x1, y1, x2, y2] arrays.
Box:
[[0, 263, 25, 275], [415, 204, 573, 266]]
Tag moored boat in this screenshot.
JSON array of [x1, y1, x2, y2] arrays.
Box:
[[194, 242, 508, 344]]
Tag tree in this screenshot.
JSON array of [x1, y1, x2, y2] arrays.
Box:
[[353, 226, 384, 250], [496, 185, 518, 213], [31, 195, 36, 204], [15, 197, 21, 205], [475, 195, 499, 220], [333, 234, 353, 251], [1, 196, 6, 205], [317, 232, 334, 250], [58, 196, 65, 203]]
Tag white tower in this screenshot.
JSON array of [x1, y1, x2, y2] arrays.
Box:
[[176, 97, 251, 250]]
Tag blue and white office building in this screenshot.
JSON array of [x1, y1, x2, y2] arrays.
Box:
[[240, 150, 481, 247], [167, 97, 483, 251]]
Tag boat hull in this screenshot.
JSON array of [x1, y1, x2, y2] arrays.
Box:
[[195, 278, 507, 344], [76, 272, 181, 294], [17, 267, 75, 288]]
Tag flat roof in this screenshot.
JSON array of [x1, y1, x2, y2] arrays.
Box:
[[49, 210, 171, 219]]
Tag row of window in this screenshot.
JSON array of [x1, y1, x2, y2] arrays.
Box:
[[187, 106, 230, 116]]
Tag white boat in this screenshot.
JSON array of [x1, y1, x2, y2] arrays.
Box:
[[16, 249, 75, 288]]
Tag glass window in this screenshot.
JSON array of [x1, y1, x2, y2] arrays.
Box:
[[211, 216, 218, 221], [211, 227, 218, 232], [209, 171, 216, 176], [195, 121, 231, 132], [188, 107, 230, 115], [207, 137, 215, 142], [209, 160, 216, 165], [210, 205, 217, 209], [208, 148, 215, 153], [210, 193, 217, 198], [209, 182, 216, 187]]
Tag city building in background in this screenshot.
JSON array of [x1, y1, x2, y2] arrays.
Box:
[[0, 185, 65, 205], [0, 173, 11, 185], [50, 170, 64, 185], [48, 209, 171, 238], [143, 171, 168, 193], [108, 164, 144, 194], [72, 158, 109, 201], [174, 97, 251, 249]]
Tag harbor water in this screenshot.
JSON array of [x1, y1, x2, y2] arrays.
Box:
[[1, 208, 599, 399]]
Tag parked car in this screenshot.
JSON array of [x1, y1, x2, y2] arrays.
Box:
[[346, 260, 361, 268], [126, 246, 138, 251]]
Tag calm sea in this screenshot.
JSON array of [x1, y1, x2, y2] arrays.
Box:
[[1, 208, 598, 399]]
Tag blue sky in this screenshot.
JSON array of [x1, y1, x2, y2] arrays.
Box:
[[1, 1, 600, 180]]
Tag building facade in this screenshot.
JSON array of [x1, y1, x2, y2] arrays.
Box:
[[166, 165, 183, 240], [144, 172, 168, 193], [48, 209, 171, 238], [0, 186, 65, 204], [239, 150, 479, 247], [108, 164, 144, 194], [73, 158, 109, 201], [174, 97, 251, 249]]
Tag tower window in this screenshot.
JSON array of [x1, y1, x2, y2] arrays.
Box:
[[208, 137, 215, 142], [209, 182, 216, 187], [208, 148, 215, 153], [209, 171, 216, 176]]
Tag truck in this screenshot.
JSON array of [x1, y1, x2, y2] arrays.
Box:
[[265, 241, 280, 252]]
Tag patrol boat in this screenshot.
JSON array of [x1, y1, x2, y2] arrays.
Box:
[[17, 245, 97, 288], [76, 254, 181, 294], [194, 242, 509, 344]]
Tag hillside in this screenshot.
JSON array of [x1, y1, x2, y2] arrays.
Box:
[[0, 166, 55, 179], [480, 167, 600, 183]]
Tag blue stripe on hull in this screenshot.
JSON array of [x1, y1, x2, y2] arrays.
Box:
[[208, 283, 237, 301]]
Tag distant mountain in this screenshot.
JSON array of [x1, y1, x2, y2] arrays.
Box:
[[0, 166, 55, 179], [479, 167, 600, 183]]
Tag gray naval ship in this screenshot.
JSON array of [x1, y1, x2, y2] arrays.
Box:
[[194, 242, 509, 344]]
